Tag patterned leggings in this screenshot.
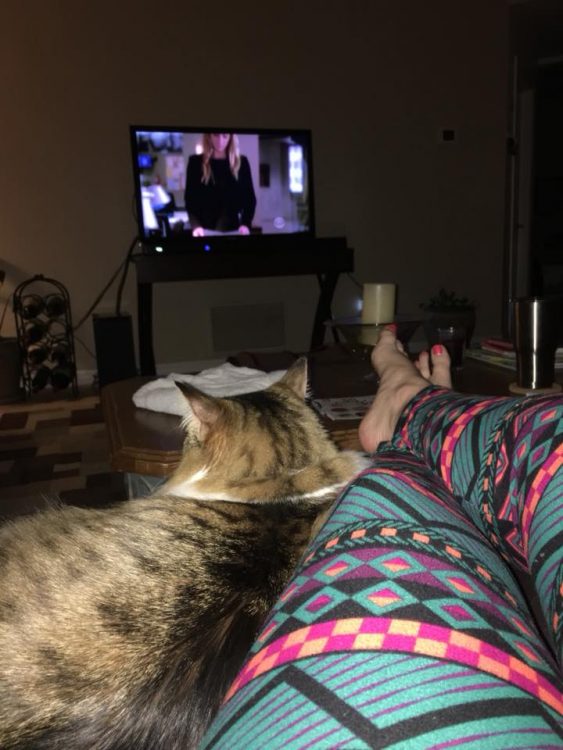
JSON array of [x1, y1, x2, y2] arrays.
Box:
[[203, 387, 563, 748]]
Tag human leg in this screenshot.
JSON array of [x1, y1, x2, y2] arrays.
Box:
[[202, 451, 563, 748], [389, 384, 563, 665], [358, 328, 563, 665], [357, 330, 451, 454], [201, 331, 563, 747]]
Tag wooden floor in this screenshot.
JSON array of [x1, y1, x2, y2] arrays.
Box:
[[0, 386, 127, 522]]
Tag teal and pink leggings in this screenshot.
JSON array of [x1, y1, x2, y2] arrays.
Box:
[[203, 387, 563, 748]]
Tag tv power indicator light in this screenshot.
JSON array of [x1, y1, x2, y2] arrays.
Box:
[[204, 244, 211, 252]]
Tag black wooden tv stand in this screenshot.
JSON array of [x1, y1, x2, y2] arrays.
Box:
[[133, 237, 353, 376]]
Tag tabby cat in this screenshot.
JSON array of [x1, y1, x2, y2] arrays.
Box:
[[0, 359, 367, 749]]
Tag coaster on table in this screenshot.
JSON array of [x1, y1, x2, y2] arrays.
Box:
[[508, 382, 562, 396]]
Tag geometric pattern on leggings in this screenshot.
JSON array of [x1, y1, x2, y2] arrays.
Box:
[[279, 525, 550, 668], [224, 617, 562, 713], [317, 466, 528, 609], [552, 563, 563, 668], [505, 403, 563, 665], [395, 388, 563, 667], [202, 458, 563, 748], [483, 399, 563, 567], [204, 656, 563, 749]]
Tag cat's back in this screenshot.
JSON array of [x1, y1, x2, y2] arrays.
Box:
[[0, 493, 321, 750], [0, 362, 366, 748]]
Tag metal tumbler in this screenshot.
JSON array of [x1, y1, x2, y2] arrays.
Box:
[[511, 296, 561, 389]]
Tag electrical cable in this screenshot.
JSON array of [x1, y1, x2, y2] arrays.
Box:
[[115, 236, 140, 316], [0, 295, 11, 335], [72, 236, 139, 331], [346, 272, 362, 289], [0, 270, 9, 334], [72, 261, 125, 331], [73, 333, 96, 361], [0, 294, 11, 335]]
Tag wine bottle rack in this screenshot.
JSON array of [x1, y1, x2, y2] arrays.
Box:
[[13, 275, 78, 397]]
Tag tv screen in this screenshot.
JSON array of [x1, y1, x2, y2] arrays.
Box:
[[130, 126, 315, 249]]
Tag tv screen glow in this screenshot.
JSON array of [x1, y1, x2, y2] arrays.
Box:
[[130, 126, 315, 244]]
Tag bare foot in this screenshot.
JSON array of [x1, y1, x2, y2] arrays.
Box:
[[415, 345, 452, 388], [358, 332, 451, 454]]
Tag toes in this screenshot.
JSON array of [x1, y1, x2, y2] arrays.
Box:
[[377, 328, 398, 348], [430, 344, 452, 388], [371, 329, 400, 368], [415, 350, 431, 379]]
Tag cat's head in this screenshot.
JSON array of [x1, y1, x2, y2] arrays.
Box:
[[171, 357, 339, 485]]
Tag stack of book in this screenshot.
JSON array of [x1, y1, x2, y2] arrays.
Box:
[[466, 338, 563, 371]]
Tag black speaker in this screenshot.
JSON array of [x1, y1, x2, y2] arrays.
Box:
[[93, 314, 137, 387]]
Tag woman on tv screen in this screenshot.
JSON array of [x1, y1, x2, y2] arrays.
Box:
[[184, 133, 257, 236]]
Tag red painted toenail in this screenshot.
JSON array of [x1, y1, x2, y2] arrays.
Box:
[[386, 323, 397, 333], [432, 344, 444, 355]]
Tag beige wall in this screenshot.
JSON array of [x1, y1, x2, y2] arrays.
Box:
[[1, 0, 509, 370]]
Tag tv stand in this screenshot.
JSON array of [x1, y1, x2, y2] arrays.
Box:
[[132, 237, 353, 375]]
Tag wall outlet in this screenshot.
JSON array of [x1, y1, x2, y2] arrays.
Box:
[[439, 128, 457, 143]]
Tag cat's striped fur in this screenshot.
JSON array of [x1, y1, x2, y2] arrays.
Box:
[[0, 359, 367, 749]]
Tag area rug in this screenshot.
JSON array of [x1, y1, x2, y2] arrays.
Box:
[[0, 393, 127, 522]]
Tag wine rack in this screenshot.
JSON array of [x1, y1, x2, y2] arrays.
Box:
[[13, 275, 78, 397]]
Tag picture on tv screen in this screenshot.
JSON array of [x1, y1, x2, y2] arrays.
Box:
[[130, 126, 314, 243]]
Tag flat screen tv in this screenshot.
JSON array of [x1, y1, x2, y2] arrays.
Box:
[[130, 125, 315, 252]]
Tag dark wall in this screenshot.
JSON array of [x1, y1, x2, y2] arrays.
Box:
[[1, 1, 509, 371]]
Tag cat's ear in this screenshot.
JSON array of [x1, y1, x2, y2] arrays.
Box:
[[175, 382, 222, 441], [277, 356, 308, 399]]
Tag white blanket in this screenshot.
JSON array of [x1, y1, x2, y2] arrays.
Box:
[[132, 363, 287, 417]]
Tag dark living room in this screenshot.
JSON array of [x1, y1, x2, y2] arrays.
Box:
[[1, 1, 513, 379], [2, 0, 562, 506], [1, 2, 563, 748]]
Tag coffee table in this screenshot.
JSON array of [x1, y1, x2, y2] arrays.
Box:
[[101, 346, 560, 482]]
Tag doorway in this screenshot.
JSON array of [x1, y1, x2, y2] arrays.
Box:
[[504, 1, 563, 338]]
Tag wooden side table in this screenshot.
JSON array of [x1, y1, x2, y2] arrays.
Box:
[[102, 376, 184, 478]]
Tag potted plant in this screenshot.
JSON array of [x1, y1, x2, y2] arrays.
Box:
[[419, 288, 476, 347]]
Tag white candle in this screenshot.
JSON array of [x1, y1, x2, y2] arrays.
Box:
[[361, 283, 396, 325]]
